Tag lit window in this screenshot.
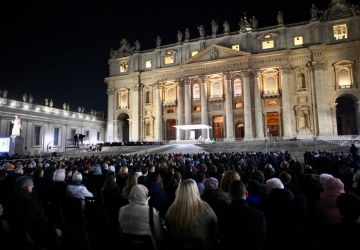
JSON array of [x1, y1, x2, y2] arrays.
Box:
[[193, 84, 200, 99], [191, 51, 198, 57], [54, 128, 60, 146], [234, 80, 242, 96], [145, 60, 152, 68], [262, 40, 274, 49], [167, 88, 175, 101], [267, 100, 277, 106], [338, 68, 351, 86], [119, 61, 129, 72], [296, 73, 306, 91], [119, 93, 128, 108], [294, 36, 303, 45], [266, 76, 276, 92], [194, 106, 201, 111], [232, 45, 240, 51], [212, 82, 222, 96], [333, 24, 347, 40], [235, 102, 243, 108], [33, 126, 41, 146], [167, 109, 175, 114], [165, 56, 174, 64]]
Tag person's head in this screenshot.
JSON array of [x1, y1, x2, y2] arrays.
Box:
[[126, 172, 138, 186], [128, 184, 149, 205], [265, 178, 284, 194], [71, 172, 83, 184], [204, 177, 219, 191], [229, 180, 247, 200], [246, 180, 262, 197], [279, 171, 292, 185], [15, 175, 34, 193], [323, 177, 345, 195], [167, 179, 204, 232], [53, 168, 66, 181], [118, 166, 128, 175], [319, 173, 334, 186], [219, 171, 241, 192], [337, 192, 360, 222], [249, 170, 265, 184]]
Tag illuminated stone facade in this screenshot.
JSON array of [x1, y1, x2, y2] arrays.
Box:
[[105, 0, 360, 142]]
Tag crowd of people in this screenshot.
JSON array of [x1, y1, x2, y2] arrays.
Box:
[[1, 146, 360, 249]]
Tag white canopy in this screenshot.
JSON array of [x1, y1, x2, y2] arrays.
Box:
[[173, 124, 212, 130]]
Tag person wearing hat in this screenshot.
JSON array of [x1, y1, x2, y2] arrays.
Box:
[[119, 184, 163, 250]]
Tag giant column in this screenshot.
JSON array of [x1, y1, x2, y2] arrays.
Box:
[[154, 81, 163, 141], [106, 87, 116, 143], [200, 75, 209, 138], [310, 61, 332, 135], [184, 78, 192, 139], [242, 70, 253, 140], [279, 65, 293, 139], [131, 83, 142, 141], [253, 70, 264, 139], [177, 79, 184, 139], [224, 72, 235, 141]]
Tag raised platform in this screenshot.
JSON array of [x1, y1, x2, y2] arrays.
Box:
[[169, 139, 210, 145]]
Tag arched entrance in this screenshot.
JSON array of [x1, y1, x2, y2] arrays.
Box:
[[336, 96, 358, 135], [235, 123, 244, 140], [117, 113, 129, 142]]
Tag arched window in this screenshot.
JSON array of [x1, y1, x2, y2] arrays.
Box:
[[234, 79, 242, 96], [212, 81, 222, 96], [193, 84, 200, 99], [120, 93, 128, 108], [266, 76, 276, 92], [296, 73, 306, 91], [338, 68, 350, 86], [167, 87, 175, 101], [145, 90, 151, 104], [146, 122, 151, 136]]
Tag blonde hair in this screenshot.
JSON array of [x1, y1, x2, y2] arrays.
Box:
[[219, 170, 240, 192], [165, 179, 204, 232]]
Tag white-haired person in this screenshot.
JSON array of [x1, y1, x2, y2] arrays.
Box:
[[66, 172, 93, 209], [165, 179, 219, 250], [118, 184, 163, 250]]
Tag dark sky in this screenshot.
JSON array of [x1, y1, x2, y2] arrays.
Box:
[[0, 0, 356, 114]]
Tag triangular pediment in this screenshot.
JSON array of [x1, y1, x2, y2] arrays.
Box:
[[182, 45, 251, 65]]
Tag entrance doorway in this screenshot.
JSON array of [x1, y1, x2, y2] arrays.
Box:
[[166, 119, 177, 140], [213, 116, 224, 140], [117, 113, 129, 142], [235, 123, 244, 140], [266, 112, 279, 137], [336, 96, 358, 135]]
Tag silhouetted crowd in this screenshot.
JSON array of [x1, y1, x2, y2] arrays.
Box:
[[1, 147, 360, 250]]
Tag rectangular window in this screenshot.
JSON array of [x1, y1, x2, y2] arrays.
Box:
[[167, 109, 175, 114], [194, 106, 201, 111], [33, 126, 41, 146], [294, 36, 303, 45], [267, 100, 277, 106], [54, 128, 60, 146], [164, 56, 174, 64], [262, 40, 274, 49], [85, 131, 89, 139], [97, 132, 100, 141], [232, 45, 240, 51], [119, 61, 129, 72], [191, 51, 198, 57], [333, 24, 347, 40], [235, 102, 243, 108], [145, 60, 152, 68]]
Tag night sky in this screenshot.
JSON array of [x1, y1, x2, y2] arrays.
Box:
[[0, 0, 356, 115]]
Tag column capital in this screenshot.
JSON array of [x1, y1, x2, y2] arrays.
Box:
[[279, 65, 294, 75], [240, 70, 251, 78], [198, 75, 206, 82], [107, 87, 116, 95], [251, 69, 262, 78], [223, 72, 231, 80], [308, 60, 328, 70], [153, 81, 163, 89], [132, 83, 144, 91]]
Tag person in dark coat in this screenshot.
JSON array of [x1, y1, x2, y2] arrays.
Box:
[[218, 180, 267, 250], [145, 172, 170, 218]]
